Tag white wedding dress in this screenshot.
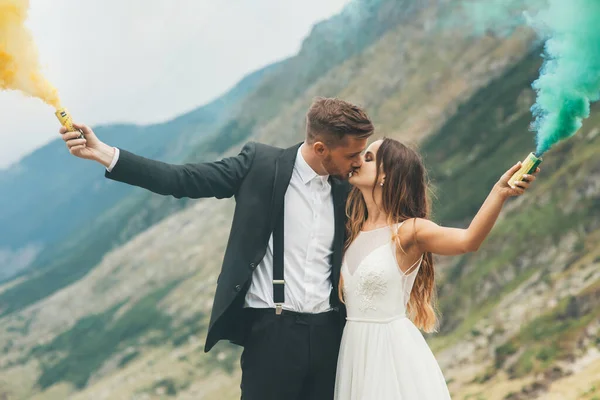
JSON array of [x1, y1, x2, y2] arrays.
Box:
[[334, 223, 452, 399]]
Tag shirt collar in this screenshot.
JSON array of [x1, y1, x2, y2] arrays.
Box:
[[296, 144, 329, 185]]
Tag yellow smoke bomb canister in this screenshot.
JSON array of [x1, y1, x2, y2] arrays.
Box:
[[508, 152, 542, 189], [55, 108, 84, 139]]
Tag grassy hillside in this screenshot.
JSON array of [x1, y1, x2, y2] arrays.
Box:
[[0, 0, 418, 316], [1, 1, 599, 399], [0, 64, 274, 284], [415, 48, 600, 400]]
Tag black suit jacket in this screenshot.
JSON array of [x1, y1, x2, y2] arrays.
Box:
[[105, 141, 349, 352]]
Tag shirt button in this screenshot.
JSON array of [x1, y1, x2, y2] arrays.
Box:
[[234, 285, 242, 292], [249, 263, 256, 270]]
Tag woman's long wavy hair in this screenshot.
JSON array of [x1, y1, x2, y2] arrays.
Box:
[[339, 138, 438, 332]]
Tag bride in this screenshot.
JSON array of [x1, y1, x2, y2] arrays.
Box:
[[334, 138, 539, 399]]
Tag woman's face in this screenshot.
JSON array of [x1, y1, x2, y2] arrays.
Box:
[[348, 139, 383, 188]]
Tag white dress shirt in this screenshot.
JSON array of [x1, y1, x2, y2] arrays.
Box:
[[244, 145, 335, 313], [106, 147, 120, 172], [106, 145, 335, 313]]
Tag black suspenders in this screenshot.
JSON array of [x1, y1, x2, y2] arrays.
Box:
[[272, 203, 285, 315]]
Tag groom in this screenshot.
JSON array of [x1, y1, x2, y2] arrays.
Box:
[[60, 97, 374, 399]]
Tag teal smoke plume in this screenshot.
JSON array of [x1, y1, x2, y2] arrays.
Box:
[[457, 0, 543, 36], [529, 0, 600, 156]]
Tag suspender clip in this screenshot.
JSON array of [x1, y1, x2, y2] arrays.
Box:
[[273, 205, 285, 316], [273, 280, 285, 315]]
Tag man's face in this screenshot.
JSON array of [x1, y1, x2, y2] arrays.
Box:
[[320, 136, 368, 180]]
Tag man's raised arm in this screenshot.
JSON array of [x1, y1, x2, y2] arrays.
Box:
[[60, 122, 256, 199]]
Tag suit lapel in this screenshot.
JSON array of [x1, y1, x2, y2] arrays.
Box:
[[269, 143, 302, 231]]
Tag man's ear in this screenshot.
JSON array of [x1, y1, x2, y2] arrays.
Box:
[[313, 141, 328, 157]]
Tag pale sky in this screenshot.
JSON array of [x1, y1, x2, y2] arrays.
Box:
[[0, 0, 349, 169]]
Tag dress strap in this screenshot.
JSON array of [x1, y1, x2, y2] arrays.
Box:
[[394, 221, 405, 230], [402, 254, 424, 276]]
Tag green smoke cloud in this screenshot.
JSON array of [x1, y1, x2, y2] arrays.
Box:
[[529, 0, 600, 155], [460, 0, 544, 36], [447, 0, 546, 37]]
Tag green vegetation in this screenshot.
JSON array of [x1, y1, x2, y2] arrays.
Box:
[[1, 2, 599, 398], [423, 46, 600, 354], [0, 191, 191, 317], [13, 37, 598, 398], [32, 282, 180, 389], [151, 378, 178, 396], [494, 284, 600, 379], [421, 49, 545, 224]]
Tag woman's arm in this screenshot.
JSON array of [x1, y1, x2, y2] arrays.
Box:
[[413, 161, 539, 256]]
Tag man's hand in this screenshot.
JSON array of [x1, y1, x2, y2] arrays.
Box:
[[494, 161, 540, 199], [60, 123, 115, 167]]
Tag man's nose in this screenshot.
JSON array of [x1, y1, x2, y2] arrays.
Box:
[[352, 159, 363, 168]]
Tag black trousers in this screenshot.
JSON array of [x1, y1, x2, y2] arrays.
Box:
[[240, 308, 342, 400]]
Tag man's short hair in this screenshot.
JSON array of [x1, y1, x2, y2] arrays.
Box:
[[306, 97, 374, 147]]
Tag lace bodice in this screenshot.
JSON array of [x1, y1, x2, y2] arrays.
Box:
[[342, 223, 422, 322]]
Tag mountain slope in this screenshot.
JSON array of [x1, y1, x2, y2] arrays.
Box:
[[0, 0, 419, 312], [0, 64, 274, 282], [411, 47, 600, 399], [1, 0, 598, 399]]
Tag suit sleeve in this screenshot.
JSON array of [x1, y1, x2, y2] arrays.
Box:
[[104, 142, 256, 199]]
